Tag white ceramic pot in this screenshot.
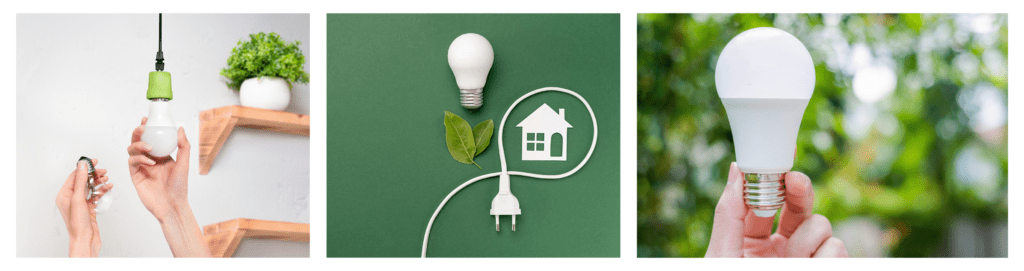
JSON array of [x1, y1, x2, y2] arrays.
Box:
[[239, 77, 291, 110]]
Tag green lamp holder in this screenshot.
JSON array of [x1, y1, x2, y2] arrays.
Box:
[[147, 13, 172, 100]]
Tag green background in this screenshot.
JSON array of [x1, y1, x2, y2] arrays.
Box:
[[327, 14, 620, 257]]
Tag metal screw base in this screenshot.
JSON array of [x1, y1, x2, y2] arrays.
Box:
[[743, 172, 785, 217], [79, 156, 100, 201], [460, 88, 483, 109]]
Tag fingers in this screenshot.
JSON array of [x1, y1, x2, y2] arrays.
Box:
[[90, 183, 114, 204], [59, 159, 99, 223], [87, 160, 111, 203], [176, 127, 190, 160], [62, 159, 97, 193], [812, 237, 848, 258], [174, 126, 191, 172], [705, 162, 746, 257], [90, 173, 110, 196], [785, 214, 833, 257], [127, 141, 153, 156], [743, 210, 775, 239], [128, 155, 157, 170], [131, 117, 148, 143], [57, 170, 74, 220], [71, 161, 90, 204], [777, 171, 814, 238], [128, 140, 155, 175]]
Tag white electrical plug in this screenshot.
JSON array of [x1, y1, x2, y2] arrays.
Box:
[[489, 173, 521, 231], [422, 87, 598, 257]]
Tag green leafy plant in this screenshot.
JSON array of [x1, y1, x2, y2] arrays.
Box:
[[220, 32, 310, 90], [444, 111, 493, 169]]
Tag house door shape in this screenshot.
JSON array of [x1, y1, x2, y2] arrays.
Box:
[[550, 132, 563, 158]]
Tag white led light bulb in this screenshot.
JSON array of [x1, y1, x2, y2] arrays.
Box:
[[448, 33, 494, 109], [715, 27, 816, 217], [141, 99, 177, 157]]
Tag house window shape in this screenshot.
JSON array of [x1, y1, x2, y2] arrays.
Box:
[[526, 133, 544, 151]]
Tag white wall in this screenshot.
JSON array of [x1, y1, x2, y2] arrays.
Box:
[[16, 14, 310, 257]]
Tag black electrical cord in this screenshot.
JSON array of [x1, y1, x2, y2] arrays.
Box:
[[155, 13, 164, 71]]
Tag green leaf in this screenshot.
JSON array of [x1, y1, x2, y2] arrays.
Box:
[[472, 120, 494, 156], [901, 14, 923, 32], [443, 111, 480, 169]]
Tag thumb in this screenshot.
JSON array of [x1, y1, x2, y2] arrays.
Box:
[[705, 162, 746, 257], [174, 127, 191, 172], [72, 161, 90, 203], [777, 171, 815, 238]]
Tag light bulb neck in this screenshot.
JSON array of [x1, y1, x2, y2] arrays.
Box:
[[460, 88, 483, 109], [146, 99, 174, 127], [743, 172, 786, 217]]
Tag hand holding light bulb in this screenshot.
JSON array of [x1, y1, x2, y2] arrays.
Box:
[[56, 158, 113, 257], [127, 117, 211, 257], [715, 27, 816, 218], [128, 117, 191, 222], [448, 33, 494, 109], [707, 27, 844, 257], [120, 15, 209, 257], [705, 163, 847, 257]]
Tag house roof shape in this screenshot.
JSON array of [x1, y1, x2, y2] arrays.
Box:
[[516, 103, 573, 129]]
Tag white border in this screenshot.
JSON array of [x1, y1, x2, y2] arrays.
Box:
[[1, 0, 1018, 269]]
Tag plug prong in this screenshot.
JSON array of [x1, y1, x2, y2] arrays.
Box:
[[495, 215, 500, 232], [512, 215, 516, 231]]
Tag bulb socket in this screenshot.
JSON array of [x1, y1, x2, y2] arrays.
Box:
[[743, 172, 785, 216], [460, 88, 483, 109], [147, 71, 173, 100]]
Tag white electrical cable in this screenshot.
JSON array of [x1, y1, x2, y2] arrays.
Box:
[[421, 87, 599, 257]]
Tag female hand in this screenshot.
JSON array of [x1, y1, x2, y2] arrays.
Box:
[[705, 162, 847, 257], [55, 158, 112, 257], [127, 117, 191, 222], [127, 117, 210, 257]]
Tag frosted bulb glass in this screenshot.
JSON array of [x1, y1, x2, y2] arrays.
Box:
[[94, 191, 113, 213], [715, 27, 815, 217], [448, 33, 493, 109], [141, 100, 177, 157]]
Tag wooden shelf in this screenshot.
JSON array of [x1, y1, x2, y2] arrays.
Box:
[[199, 105, 310, 175], [203, 218, 310, 258]]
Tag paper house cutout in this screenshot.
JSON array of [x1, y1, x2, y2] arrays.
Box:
[[516, 103, 573, 161]]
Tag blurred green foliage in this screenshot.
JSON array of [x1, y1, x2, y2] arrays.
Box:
[[637, 14, 1007, 257]]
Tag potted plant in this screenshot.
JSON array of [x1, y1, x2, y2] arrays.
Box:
[[220, 32, 310, 111]]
